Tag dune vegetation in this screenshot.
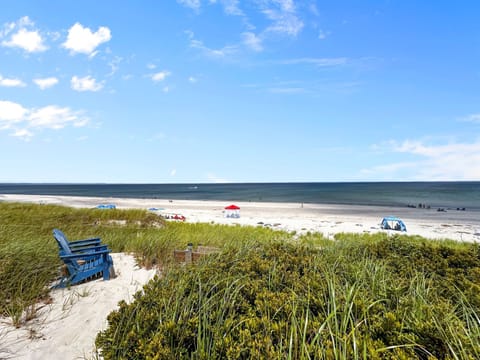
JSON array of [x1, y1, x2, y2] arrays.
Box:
[[1, 202, 480, 359]]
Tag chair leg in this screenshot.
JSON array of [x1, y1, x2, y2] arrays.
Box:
[[109, 265, 116, 279]]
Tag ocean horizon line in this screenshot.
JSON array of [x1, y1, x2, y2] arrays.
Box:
[[1, 182, 479, 211], [1, 180, 479, 185]]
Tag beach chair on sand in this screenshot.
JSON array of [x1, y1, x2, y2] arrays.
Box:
[[53, 229, 103, 254], [52, 229, 115, 288]]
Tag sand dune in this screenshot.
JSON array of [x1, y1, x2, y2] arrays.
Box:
[[1, 194, 480, 359]]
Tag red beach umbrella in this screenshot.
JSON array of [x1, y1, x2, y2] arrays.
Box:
[[225, 204, 240, 210]]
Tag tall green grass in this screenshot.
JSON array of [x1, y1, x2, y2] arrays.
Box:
[[96, 236, 480, 359], [0, 202, 286, 325], [2, 201, 480, 358]]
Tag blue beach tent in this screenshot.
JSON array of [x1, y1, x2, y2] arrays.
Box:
[[96, 204, 116, 209], [381, 216, 407, 232]]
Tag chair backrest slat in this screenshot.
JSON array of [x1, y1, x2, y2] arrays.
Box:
[[53, 228, 72, 255]]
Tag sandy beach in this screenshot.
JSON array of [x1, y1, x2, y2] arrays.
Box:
[[1, 193, 480, 242], [0, 253, 156, 360], [1, 194, 480, 359]]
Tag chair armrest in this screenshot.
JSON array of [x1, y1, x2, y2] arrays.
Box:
[[60, 249, 111, 260], [68, 244, 110, 253], [69, 238, 102, 246]]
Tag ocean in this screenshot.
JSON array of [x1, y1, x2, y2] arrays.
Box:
[[0, 182, 479, 211]]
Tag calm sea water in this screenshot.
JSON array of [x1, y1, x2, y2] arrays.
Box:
[[1, 182, 479, 210]]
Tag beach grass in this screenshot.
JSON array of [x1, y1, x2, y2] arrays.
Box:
[[2, 201, 480, 358], [95, 236, 480, 359], [0, 202, 286, 325]]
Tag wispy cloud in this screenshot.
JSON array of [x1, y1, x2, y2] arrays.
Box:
[[177, 0, 201, 10], [151, 71, 171, 82], [0, 16, 47, 53], [278, 57, 348, 67], [207, 172, 229, 183], [148, 132, 166, 142], [62, 23, 111, 57], [71, 75, 103, 92], [0, 75, 26, 87], [33, 77, 59, 89], [107, 56, 122, 76], [318, 29, 330, 40], [242, 31, 263, 52], [363, 138, 480, 180], [189, 36, 238, 58], [260, 0, 304, 37], [268, 87, 305, 94], [28, 105, 88, 129], [178, 0, 243, 15], [10, 128, 34, 140], [0, 100, 89, 140], [211, 0, 243, 16], [244, 79, 360, 96], [459, 113, 480, 123], [180, 1, 306, 57]]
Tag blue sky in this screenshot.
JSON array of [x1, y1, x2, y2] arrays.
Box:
[[0, 1, 479, 183]]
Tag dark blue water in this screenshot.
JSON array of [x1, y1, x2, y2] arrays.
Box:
[[1, 182, 479, 210]]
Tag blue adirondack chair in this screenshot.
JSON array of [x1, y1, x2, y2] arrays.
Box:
[[53, 228, 105, 254], [52, 229, 115, 288]]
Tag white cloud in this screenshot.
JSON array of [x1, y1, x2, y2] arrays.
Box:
[[0, 75, 26, 87], [0, 100, 28, 124], [188, 76, 197, 83], [170, 169, 177, 176], [151, 71, 171, 82], [210, 0, 243, 16], [262, 2, 304, 37], [71, 75, 103, 92], [186, 30, 238, 58], [2, 28, 47, 52], [62, 23, 111, 56], [242, 32, 263, 52], [364, 139, 480, 180], [28, 105, 88, 129], [0, 100, 89, 139], [107, 56, 122, 76], [1, 16, 47, 52], [10, 128, 33, 141], [190, 37, 238, 58], [460, 113, 480, 123], [177, 0, 201, 10], [179, 0, 243, 15], [0, 21, 16, 38], [33, 77, 59, 89]]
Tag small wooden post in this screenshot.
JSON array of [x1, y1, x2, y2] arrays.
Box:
[[185, 243, 193, 263]]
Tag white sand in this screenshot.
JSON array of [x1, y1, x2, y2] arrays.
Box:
[[1, 194, 479, 359], [1, 193, 479, 242], [0, 253, 156, 360]]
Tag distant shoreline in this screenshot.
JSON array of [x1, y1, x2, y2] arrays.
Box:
[[2, 194, 480, 243], [0, 181, 479, 210]]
